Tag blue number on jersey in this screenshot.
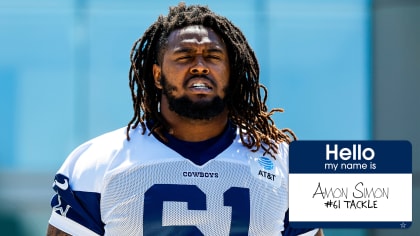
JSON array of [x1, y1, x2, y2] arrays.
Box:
[[143, 184, 250, 236]]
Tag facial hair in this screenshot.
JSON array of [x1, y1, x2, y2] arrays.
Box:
[[160, 73, 226, 120]]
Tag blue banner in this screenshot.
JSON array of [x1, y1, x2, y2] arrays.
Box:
[[289, 140, 412, 173]]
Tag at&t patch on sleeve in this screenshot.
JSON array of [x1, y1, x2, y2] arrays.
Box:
[[289, 140, 412, 229]]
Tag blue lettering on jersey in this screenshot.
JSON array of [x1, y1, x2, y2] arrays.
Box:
[[143, 184, 250, 236], [182, 171, 219, 178]]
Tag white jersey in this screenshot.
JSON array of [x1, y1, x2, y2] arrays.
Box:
[[49, 124, 316, 236]]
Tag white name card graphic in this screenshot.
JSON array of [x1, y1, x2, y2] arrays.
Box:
[[289, 141, 412, 229]]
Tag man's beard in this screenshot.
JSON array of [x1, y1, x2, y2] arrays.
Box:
[[160, 74, 226, 120]]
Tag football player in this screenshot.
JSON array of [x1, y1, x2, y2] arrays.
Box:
[[47, 3, 323, 236]]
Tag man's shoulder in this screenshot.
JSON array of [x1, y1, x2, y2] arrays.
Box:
[[57, 125, 162, 191], [58, 126, 156, 173], [70, 127, 134, 158], [75, 125, 152, 155]]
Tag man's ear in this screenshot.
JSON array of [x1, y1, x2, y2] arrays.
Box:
[[153, 64, 162, 89]]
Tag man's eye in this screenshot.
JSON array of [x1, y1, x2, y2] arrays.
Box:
[[207, 55, 221, 60], [177, 56, 192, 61]]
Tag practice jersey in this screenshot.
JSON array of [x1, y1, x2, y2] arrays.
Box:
[[49, 124, 317, 236]]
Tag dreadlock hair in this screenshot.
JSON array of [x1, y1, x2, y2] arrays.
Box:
[[127, 2, 296, 158]]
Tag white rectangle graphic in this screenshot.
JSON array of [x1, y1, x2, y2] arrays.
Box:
[[289, 173, 412, 222]]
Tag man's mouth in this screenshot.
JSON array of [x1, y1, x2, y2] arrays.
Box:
[[186, 77, 214, 92], [191, 83, 211, 89]]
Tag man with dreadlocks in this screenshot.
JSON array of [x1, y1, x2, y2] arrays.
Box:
[[47, 3, 322, 236]]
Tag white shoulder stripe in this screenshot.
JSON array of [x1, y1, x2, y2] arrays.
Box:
[[49, 211, 100, 236]]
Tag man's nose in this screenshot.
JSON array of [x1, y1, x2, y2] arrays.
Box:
[[189, 57, 209, 75]]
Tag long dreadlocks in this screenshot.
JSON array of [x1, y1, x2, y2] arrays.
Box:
[[127, 2, 296, 157]]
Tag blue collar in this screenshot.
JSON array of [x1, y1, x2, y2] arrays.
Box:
[[147, 120, 237, 165]]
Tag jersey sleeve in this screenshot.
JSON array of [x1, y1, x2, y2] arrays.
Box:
[[48, 128, 129, 235], [49, 173, 104, 236]]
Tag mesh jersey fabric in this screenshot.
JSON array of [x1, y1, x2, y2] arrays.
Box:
[[49, 124, 296, 235]]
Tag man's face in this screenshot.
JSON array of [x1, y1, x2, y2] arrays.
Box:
[[153, 25, 230, 120]]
